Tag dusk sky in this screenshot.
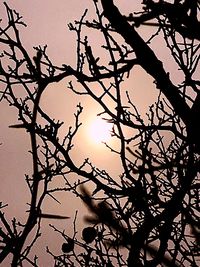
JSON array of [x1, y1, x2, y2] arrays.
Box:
[[0, 1, 184, 265]]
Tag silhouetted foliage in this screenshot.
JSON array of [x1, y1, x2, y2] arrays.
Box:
[[0, 0, 200, 266]]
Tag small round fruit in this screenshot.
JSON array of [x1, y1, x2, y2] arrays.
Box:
[[82, 227, 97, 244], [61, 239, 74, 253]]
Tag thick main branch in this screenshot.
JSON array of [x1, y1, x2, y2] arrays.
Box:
[[101, 0, 191, 126]]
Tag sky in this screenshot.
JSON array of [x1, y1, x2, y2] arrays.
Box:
[[0, 0, 181, 265]]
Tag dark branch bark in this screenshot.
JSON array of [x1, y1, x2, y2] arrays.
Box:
[[101, 0, 191, 127]]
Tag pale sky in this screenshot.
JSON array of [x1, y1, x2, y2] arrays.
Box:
[[0, 1, 181, 265]]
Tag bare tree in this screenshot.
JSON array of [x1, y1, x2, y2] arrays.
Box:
[[0, 0, 199, 266]]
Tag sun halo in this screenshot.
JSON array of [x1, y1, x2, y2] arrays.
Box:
[[89, 117, 112, 144]]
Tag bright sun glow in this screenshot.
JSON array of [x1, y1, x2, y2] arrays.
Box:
[[89, 117, 112, 144]]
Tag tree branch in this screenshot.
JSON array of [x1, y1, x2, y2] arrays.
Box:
[[101, 0, 191, 126]]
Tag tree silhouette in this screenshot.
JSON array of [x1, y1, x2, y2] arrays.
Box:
[[0, 0, 200, 266]]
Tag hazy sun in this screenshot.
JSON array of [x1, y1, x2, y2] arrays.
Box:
[[89, 117, 112, 144]]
